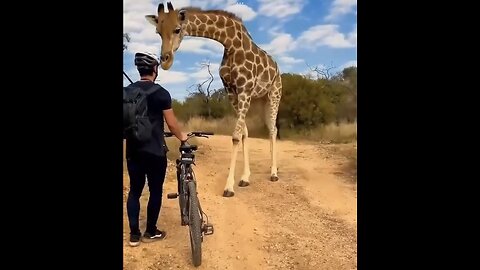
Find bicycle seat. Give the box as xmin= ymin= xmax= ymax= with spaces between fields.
xmin=180 ymin=144 xmax=198 ymax=152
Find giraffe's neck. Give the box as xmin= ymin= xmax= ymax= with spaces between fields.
xmin=183 ymin=11 xmax=252 ymax=53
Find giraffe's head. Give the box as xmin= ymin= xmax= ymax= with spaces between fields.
xmin=145 ymin=2 xmax=187 ymax=70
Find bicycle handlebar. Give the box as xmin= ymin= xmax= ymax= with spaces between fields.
xmin=164 ymin=131 xmax=214 ymax=141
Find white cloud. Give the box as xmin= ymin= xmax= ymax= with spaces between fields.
xmin=257 ymin=0 xmax=306 ymax=19
xmin=124 ymin=0 xmax=160 ymax=56
xmin=259 ymin=33 xmax=296 ymax=55
xmin=124 ymin=12 xmax=151 ymax=33
xmin=127 ymin=0 xmax=238 ymax=11
xmin=297 ymin=24 xmax=356 ymax=49
xmin=258 ymin=23 xmax=356 ymax=57
xmin=156 ymin=69 xmax=190 ymax=85
xmin=279 ymin=56 xmax=304 ymax=64
xmin=267 ymin=26 xmax=283 ymax=36
xmin=167 ymin=0 xmax=191 ymax=9
xmin=188 ymin=0 xmax=236 ymax=9
xmin=325 ymin=0 xmax=357 ymax=21
xmin=185 ymin=61 xmax=226 ymax=93
xmin=126 ymin=41 xmax=161 ymax=55
xmin=177 ymin=38 xmax=224 ymax=55
xmin=124 ymin=0 xmax=155 ymax=13
xmin=190 ymin=62 xmax=221 ymax=80
xmin=123 ymin=66 xmax=190 ymax=85
xmin=299 ymin=67 xmax=320 ymax=79
xmin=299 ymin=61 xmax=357 ymax=79
xmin=339 ymin=60 xmax=357 ymax=69
xmin=224 ymin=4 xmax=257 ymax=21
xmin=348 ymin=24 xmax=357 ymax=45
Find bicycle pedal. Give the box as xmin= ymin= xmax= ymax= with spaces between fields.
xmin=203 ymin=223 xmax=214 ymax=235
xmin=167 ymin=193 xmax=178 ymax=199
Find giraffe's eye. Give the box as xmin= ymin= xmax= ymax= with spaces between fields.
xmin=174 ymin=28 xmax=181 ymax=34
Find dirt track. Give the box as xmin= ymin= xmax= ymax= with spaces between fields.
xmin=123 ymin=135 xmax=357 ymax=269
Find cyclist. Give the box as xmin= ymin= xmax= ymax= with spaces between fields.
xmin=125 ymin=51 xmax=187 ymax=247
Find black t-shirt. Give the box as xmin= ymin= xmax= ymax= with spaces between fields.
xmin=125 ymin=80 xmax=172 ymax=159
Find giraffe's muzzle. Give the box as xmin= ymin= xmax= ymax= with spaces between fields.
xmin=160 ymin=52 xmax=172 ymax=63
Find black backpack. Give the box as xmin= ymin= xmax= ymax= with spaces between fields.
xmin=123 ymin=84 xmax=160 ymax=142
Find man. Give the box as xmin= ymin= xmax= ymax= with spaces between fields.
xmin=124 ymin=51 xmax=187 ymax=247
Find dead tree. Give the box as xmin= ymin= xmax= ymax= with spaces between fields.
xmin=187 ymin=60 xmax=215 ymax=118
xmin=123 ymin=33 xmax=131 ymax=51
xmin=307 ymin=62 xmax=336 ymax=80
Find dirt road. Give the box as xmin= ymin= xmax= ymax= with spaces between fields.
xmin=123 ymin=135 xmax=357 ymax=269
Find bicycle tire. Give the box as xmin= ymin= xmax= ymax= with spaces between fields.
xmin=178 ymin=166 xmax=187 ymax=225
xmin=188 ymin=181 xmax=202 ymax=267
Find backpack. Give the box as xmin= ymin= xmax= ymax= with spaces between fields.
xmin=123 ymin=84 xmax=160 ymax=142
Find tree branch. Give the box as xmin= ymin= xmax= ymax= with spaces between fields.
xmin=306 ymin=61 xmax=336 ymax=80
xmin=123 ymin=33 xmax=131 ymax=51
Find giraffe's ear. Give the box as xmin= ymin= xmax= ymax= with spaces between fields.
xmin=145 ymin=15 xmax=158 ymax=26
xmin=178 ymin=9 xmax=186 ymax=21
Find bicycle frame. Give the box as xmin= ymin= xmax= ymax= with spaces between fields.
xmin=176 ymin=146 xmax=196 ymax=226
xmin=165 ymin=131 xmax=214 ymax=234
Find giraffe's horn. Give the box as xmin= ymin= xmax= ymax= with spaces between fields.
xmin=158 ymin=3 xmax=164 ymax=14
xmin=167 ymin=2 xmax=174 ymax=11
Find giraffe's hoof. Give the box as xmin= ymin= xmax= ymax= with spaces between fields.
xmin=223 ymin=190 xmax=235 ymax=197
xmin=270 ymin=175 xmax=279 ymax=182
xmin=238 ymin=180 xmax=250 ymax=187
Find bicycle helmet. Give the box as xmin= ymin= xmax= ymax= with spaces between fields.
xmin=134 ymin=52 xmax=160 ymax=67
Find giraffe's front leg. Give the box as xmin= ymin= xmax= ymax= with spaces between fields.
xmin=223 ymin=138 xmax=240 ymax=197
xmin=223 ymin=93 xmax=250 ymax=197
xmin=223 ymin=93 xmax=239 ymax=197
xmin=223 ymin=111 xmax=245 ymax=197
xmin=238 ymin=126 xmax=251 ymax=187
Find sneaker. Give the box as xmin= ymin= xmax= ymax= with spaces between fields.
xmin=142 ymin=229 xmax=167 ymax=242
xmin=129 ymin=233 xmax=141 ymax=247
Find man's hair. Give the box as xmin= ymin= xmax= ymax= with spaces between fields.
xmin=138 ymin=67 xmax=156 ymax=77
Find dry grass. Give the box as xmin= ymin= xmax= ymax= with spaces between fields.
xmin=163 ymin=136 xmax=200 ymax=162
xmin=182 ymin=116 xmax=238 ymax=135
xmin=180 ymin=116 xmax=357 ymax=144
xmin=312 ymin=121 xmax=357 ymax=143
xmin=339 ymin=144 xmax=357 ymax=182
xmin=181 ymin=115 xmax=268 ymax=138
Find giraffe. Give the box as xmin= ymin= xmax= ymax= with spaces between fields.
xmin=145 ymin=2 xmax=282 ymax=197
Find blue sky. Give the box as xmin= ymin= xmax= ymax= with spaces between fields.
xmin=123 ymin=0 xmax=357 ymax=101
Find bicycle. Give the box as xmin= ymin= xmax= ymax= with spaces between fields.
xmin=164 ymin=131 xmax=215 ymax=267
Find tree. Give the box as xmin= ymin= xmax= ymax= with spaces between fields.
xmin=188 ymin=60 xmax=215 ymax=118
xmin=123 ymin=33 xmax=131 ymax=51
xmin=306 ymin=62 xmax=336 ymax=80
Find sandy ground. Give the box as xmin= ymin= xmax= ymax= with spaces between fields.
xmin=123 ymin=135 xmax=357 ymax=269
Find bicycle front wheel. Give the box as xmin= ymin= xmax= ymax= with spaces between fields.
xmin=188 ymin=181 xmax=202 ymax=267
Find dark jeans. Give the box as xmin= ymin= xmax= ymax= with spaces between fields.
xmin=126 ymin=152 xmax=167 ymax=235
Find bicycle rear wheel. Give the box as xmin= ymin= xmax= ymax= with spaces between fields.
xmin=188 ymin=181 xmax=202 ymax=267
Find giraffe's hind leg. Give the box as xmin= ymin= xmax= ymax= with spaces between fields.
xmin=264 ymin=91 xmax=281 ymax=182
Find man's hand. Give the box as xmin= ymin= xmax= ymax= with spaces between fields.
xmin=180 ymin=132 xmax=188 ymax=142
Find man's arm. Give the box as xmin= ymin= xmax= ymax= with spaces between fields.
xmin=163 ymin=109 xmax=187 ymax=142
xmin=156 ymin=86 xmax=187 ymax=142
